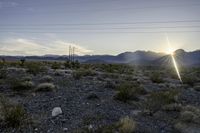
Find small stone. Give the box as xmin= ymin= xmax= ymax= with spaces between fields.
xmin=88 ymin=124 xmax=93 ymax=130
xmin=63 ymin=128 xmax=68 ymax=132
xmin=131 ymin=110 xmax=142 ymax=116
xmin=52 ymin=107 xmax=62 ymax=117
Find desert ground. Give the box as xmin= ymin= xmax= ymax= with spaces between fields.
xmin=0 ymin=60 xmax=200 ymax=133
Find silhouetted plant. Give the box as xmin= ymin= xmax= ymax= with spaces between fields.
xmin=20 ymin=58 xmax=26 ymax=67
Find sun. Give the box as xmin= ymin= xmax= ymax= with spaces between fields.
xmin=166 ymin=47 xmax=175 ymax=55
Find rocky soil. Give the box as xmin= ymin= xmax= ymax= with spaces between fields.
xmin=0 ymin=63 xmax=200 ymax=133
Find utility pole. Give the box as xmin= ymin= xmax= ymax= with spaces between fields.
xmin=68 ymin=45 xmax=76 ymax=62
xmin=69 ymin=45 xmax=71 ymax=62
xmin=73 ymin=47 xmax=75 ymax=62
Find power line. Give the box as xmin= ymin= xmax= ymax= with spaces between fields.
xmin=0 ymin=25 xmax=200 ymax=30
xmin=0 ymin=20 xmax=200 ymax=26
xmin=1 ymin=3 xmax=200 ymax=15
xmin=0 ymin=0 xmax=123 ymax=8
xmin=0 ymin=30 xmax=200 ymax=34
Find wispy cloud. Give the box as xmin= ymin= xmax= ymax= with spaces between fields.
xmin=0 ymin=38 xmax=92 ymax=56
xmin=0 ymin=1 xmax=19 ymax=9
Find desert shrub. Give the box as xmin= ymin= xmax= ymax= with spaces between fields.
xmin=35 ymin=83 xmax=55 ymax=92
xmin=22 ymin=76 xmax=32 ymax=81
xmin=82 ymin=114 xmax=104 ymax=125
xmin=20 ymin=58 xmax=26 ymax=67
xmin=179 ymin=105 xmax=200 ymax=124
xmin=0 ymin=69 xmax=7 ymax=79
xmin=64 ymin=61 xmax=71 ymax=69
xmin=51 ymin=62 xmax=61 ymax=70
xmin=114 ymin=82 xmax=146 ymax=102
xmin=4 ymin=105 xmax=26 ymax=127
xmin=87 ymin=93 xmax=99 ymax=100
xmin=73 ymin=69 xmax=96 ymax=79
xmin=174 ymin=106 xmax=200 ymax=132
xmin=162 ymin=103 xmax=182 ymax=112
xmin=71 ymin=60 xmax=80 ymax=69
xmin=40 ymin=75 xmax=53 ymax=82
xmin=146 ymin=90 xmax=179 ymax=112
xmin=105 ymin=80 xmax=117 ymax=89
xmin=101 ymin=64 xmax=115 ymax=73
xmin=180 ymin=111 xmax=195 ymax=122
xmin=182 ymin=75 xmax=197 ymax=86
xmin=150 ymin=72 xmax=164 ymax=83
xmin=118 ymin=116 xmax=136 ymax=133
xmin=77 ymin=116 xmax=136 ymax=133
xmin=194 ymin=86 xmax=200 ymax=91
xmin=0 ymin=62 xmax=5 ymax=69
xmin=0 ymin=95 xmax=27 ymax=127
xmin=26 ymin=62 xmax=47 ymax=75
xmin=10 ymin=79 xmax=34 ymax=91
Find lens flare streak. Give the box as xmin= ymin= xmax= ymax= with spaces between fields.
xmin=171 ymin=53 xmax=182 ymax=82
xmin=166 ymin=35 xmax=182 ymax=83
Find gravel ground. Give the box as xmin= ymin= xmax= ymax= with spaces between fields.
xmin=0 ymin=66 xmax=200 ymax=133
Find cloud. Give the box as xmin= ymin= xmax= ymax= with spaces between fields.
xmin=0 ymin=38 xmax=92 ymax=56
xmin=0 ymin=1 xmax=19 ymax=9
xmin=54 ymin=41 xmax=93 ymax=55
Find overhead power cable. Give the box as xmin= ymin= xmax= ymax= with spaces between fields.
xmin=1 ymin=3 xmax=200 ymax=15
xmin=0 ymin=20 xmax=200 ymax=27
xmin=0 ymin=30 xmax=200 ymax=34
xmin=0 ymin=25 xmax=200 ymax=30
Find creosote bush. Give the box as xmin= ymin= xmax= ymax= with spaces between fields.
xmin=10 ymin=79 xmax=34 ymax=92
xmin=0 ymin=95 xmax=27 ymax=127
xmin=73 ymin=69 xmax=96 ymax=79
xmin=75 ymin=116 xmax=136 ymax=133
xmin=51 ymin=62 xmax=61 ymax=70
xmin=40 ymin=75 xmax=53 ymax=83
xmin=146 ymin=90 xmax=179 ymax=112
xmin=35 ymin=83 xmax=55 ymax=92
xmin=118 ymin=116 xmax=136 ymax=133
xmin=0 ymin=69 xmax=7 ymax=79
xmin=26 ymin=62 xmax=47 ymax=75
xmin=150 ymin=72 xmax=164 ymax=83
xmin=182 ymin=75 xmax=197 ymax=86
xmin=114 ymin=82 xmax=146 ymax=102
xmin=174 ymin=105 xmax=200 ymax=132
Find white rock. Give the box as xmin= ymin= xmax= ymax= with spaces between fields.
xmin=88 ymin=124 xmax=93 ymax=130
xmin=52 ymin=107 xmax=62 ymax=117
xmin=63 ymin=128 xmax=68 ymax=132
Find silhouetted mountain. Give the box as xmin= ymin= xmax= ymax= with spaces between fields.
xmin=1 ymin=49 xmax=200 ymax=66
xmin=154 ymin=49 xmax=200 ymax=67
xmin=118 ymin=51 xmax=165 ymax=64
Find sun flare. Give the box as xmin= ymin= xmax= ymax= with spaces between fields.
xmin=166 ymin=35 xmax=182 ymax=83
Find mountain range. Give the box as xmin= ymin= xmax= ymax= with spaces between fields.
xmin=0 ymin=49 xmax=200 ymax=66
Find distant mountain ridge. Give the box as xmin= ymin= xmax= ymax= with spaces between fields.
xmin=0 ymin=49 xmax=200 ymax=66
xmin=154 ymin=49 xmax=200 ymax=67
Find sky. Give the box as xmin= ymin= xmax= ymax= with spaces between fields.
xmin=0 ymin=0 xmax=200 ymax=56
